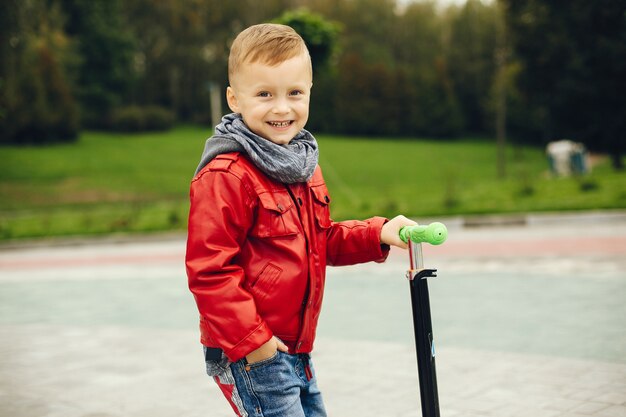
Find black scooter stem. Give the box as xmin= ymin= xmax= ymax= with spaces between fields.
xmin=409 ymin=269 xmax=440 ymax=417
xmin=400 ymin=223 xmax=447 ymax=417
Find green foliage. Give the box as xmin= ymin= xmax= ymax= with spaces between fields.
xmin=0 ymin=0 xmax=80 ymax=145
xmin=332 ymin=0 xmax=399 ymax=65
xmin=445 ymin=0 xmax=499 ymax=133
xmin=274 ymin=8 xmax=341 ymax=72
xmin=109 ymin=106 xmax=175 ymax=132
xmin=60 ymin=0 xmax=136 ymax=127
xmin=418 ymin=59 xmax=465 ymax=137
xmin=4 ymin=44 xmax=80 ymax=144
xmin=333 ymin=53 xmax=463 ymax=137
xmin=299 ymin=0 xmax=468 ymax=138
xmin=335 ymin=54 xmax=398 ymax=135
xmin=142 ymin=106 xmax=176 ymax=131
xmin=121 ymin=0 xmax=229 ymax=121
xmin=503 ymin=0 xmax=626 ymax=167
xmin=4 ymin=0 xmax=625 ymax=159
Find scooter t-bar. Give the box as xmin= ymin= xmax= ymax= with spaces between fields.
xmin=399 ymin=222 xmax=448 ymax=417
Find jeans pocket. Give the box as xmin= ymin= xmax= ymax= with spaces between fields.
xmin=243 ymin=351 xmax=291 ymax=398
xmin=245 ymin=350 xmax=280 ymax=370
xmin=204 ymin=347 xmax=230 ymax=377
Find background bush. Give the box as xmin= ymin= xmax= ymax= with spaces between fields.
xmin=109 ymin=105 xmax=174 ymax=132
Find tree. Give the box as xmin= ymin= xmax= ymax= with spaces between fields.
xmin=503 ymin=0 xmax=626 ymax=169
xmin=273 ymin=8 xmax=341 ymax=72
xmin=418 ymin=57 xmax=465 ymax=138
xmin=60 ymin=0 xmax=135 ymax=127
xmin=3 ymin=0 xmax=511 ymax=139
xmin=445 ymin=0 xmax=498 ymax=134
xmin=0 ymin=0 xmax=79 ymax=144
xmin=398 ymin=2 xmax=464 ymax=137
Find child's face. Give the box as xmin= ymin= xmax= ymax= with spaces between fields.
xmin=226 ymin=53 xmax=312 ymax=145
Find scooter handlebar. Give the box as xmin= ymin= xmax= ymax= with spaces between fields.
xmin=399 ymin=222 xmax=448 ymax=245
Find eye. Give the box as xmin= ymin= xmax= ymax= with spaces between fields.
xmin=289 ymin=90 xmax=304 ymax=96
xmin=257 ymin=91 xmax=271 ymax=98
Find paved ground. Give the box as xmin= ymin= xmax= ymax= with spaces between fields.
xmin=0 ymin=211 xmax=625 ymax=417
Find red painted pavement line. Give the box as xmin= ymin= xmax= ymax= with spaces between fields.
xmin=423 ymin=236 xmax=626 ymax=257
xmin=0 ymin=252 xmax=185 ymax=270
xmin=1 ymin=236 xmax=624 ymax=270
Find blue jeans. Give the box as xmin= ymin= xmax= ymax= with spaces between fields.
xmin=208 ymin=350 xmax=327 ymax=417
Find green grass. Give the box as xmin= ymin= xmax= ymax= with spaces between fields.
xmin=319 ymin=136 xmax=626 ymax=219
xmin=1 ymin=125 xmax=625 ymax=240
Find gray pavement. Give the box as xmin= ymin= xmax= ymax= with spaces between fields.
xmin=0 ymin=212 xmax=625 ymax=417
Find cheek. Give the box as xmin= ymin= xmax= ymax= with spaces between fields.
xmin=249 ymin=103 xmax=271 ymax=115
xmin=295 ymin=100 xmax=310 ymax=113
xmin=301 ymin=106 xmax=310 ymax=121
xmin=240 ymin=105 xmax=265 ymax=121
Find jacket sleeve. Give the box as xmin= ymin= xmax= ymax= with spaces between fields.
xmin=185 ymin=169 xmax=273 ymax=362
xmin=325 ymin=216 xmax=390 ymax=266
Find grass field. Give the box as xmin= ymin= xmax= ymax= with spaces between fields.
xmin=1 ymin=125 xmax=625 ymax=240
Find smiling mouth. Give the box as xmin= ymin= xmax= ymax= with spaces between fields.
xmin=267 ymin=121 xmax=293 ymax=128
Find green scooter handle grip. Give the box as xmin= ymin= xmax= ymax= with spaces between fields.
xmin=399 ymin=222 xmax=448 ymax=245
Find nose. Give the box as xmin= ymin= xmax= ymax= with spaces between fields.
xmin=272 ymin=97 xmax=290 ymax=114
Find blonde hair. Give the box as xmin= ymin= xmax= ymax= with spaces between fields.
xmin=228 ymin=23 xmax=311 ymax=83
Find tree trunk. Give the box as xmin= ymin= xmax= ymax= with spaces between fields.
xmin=210 ymin=82 xmax=222 ymax=128
xmin=495 ymin=1 xmax=507 ymax=179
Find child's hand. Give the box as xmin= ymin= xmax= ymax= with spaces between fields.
xmin=245 ymin=336 xmax=289 ymax=364
xmin=380 ymin=215 xmax=418 ymax=249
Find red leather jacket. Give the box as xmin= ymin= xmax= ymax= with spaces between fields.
xmin=186 ymin=152 xmax=389 ymax=362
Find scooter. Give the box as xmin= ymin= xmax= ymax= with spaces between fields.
xmin=399 ymin=222 xmax=448 ymax=417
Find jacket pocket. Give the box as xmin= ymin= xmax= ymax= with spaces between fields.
xmin=250 ymin=190 xmax=299 ymax=238
xmin=310 ymin=184 xmax=332 ymax=230
xmin=248 ymin=262 xmax=282 ymax=303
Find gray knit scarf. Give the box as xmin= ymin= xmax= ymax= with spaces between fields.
xmin=194 ymin=113 xmax=319 ymax=183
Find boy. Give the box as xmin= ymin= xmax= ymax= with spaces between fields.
xmin=186 ymin=23 xmax=415 ymax=417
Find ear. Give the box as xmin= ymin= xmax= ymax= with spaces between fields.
xmin=226 ymin=86 xmax=239 ymax=113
